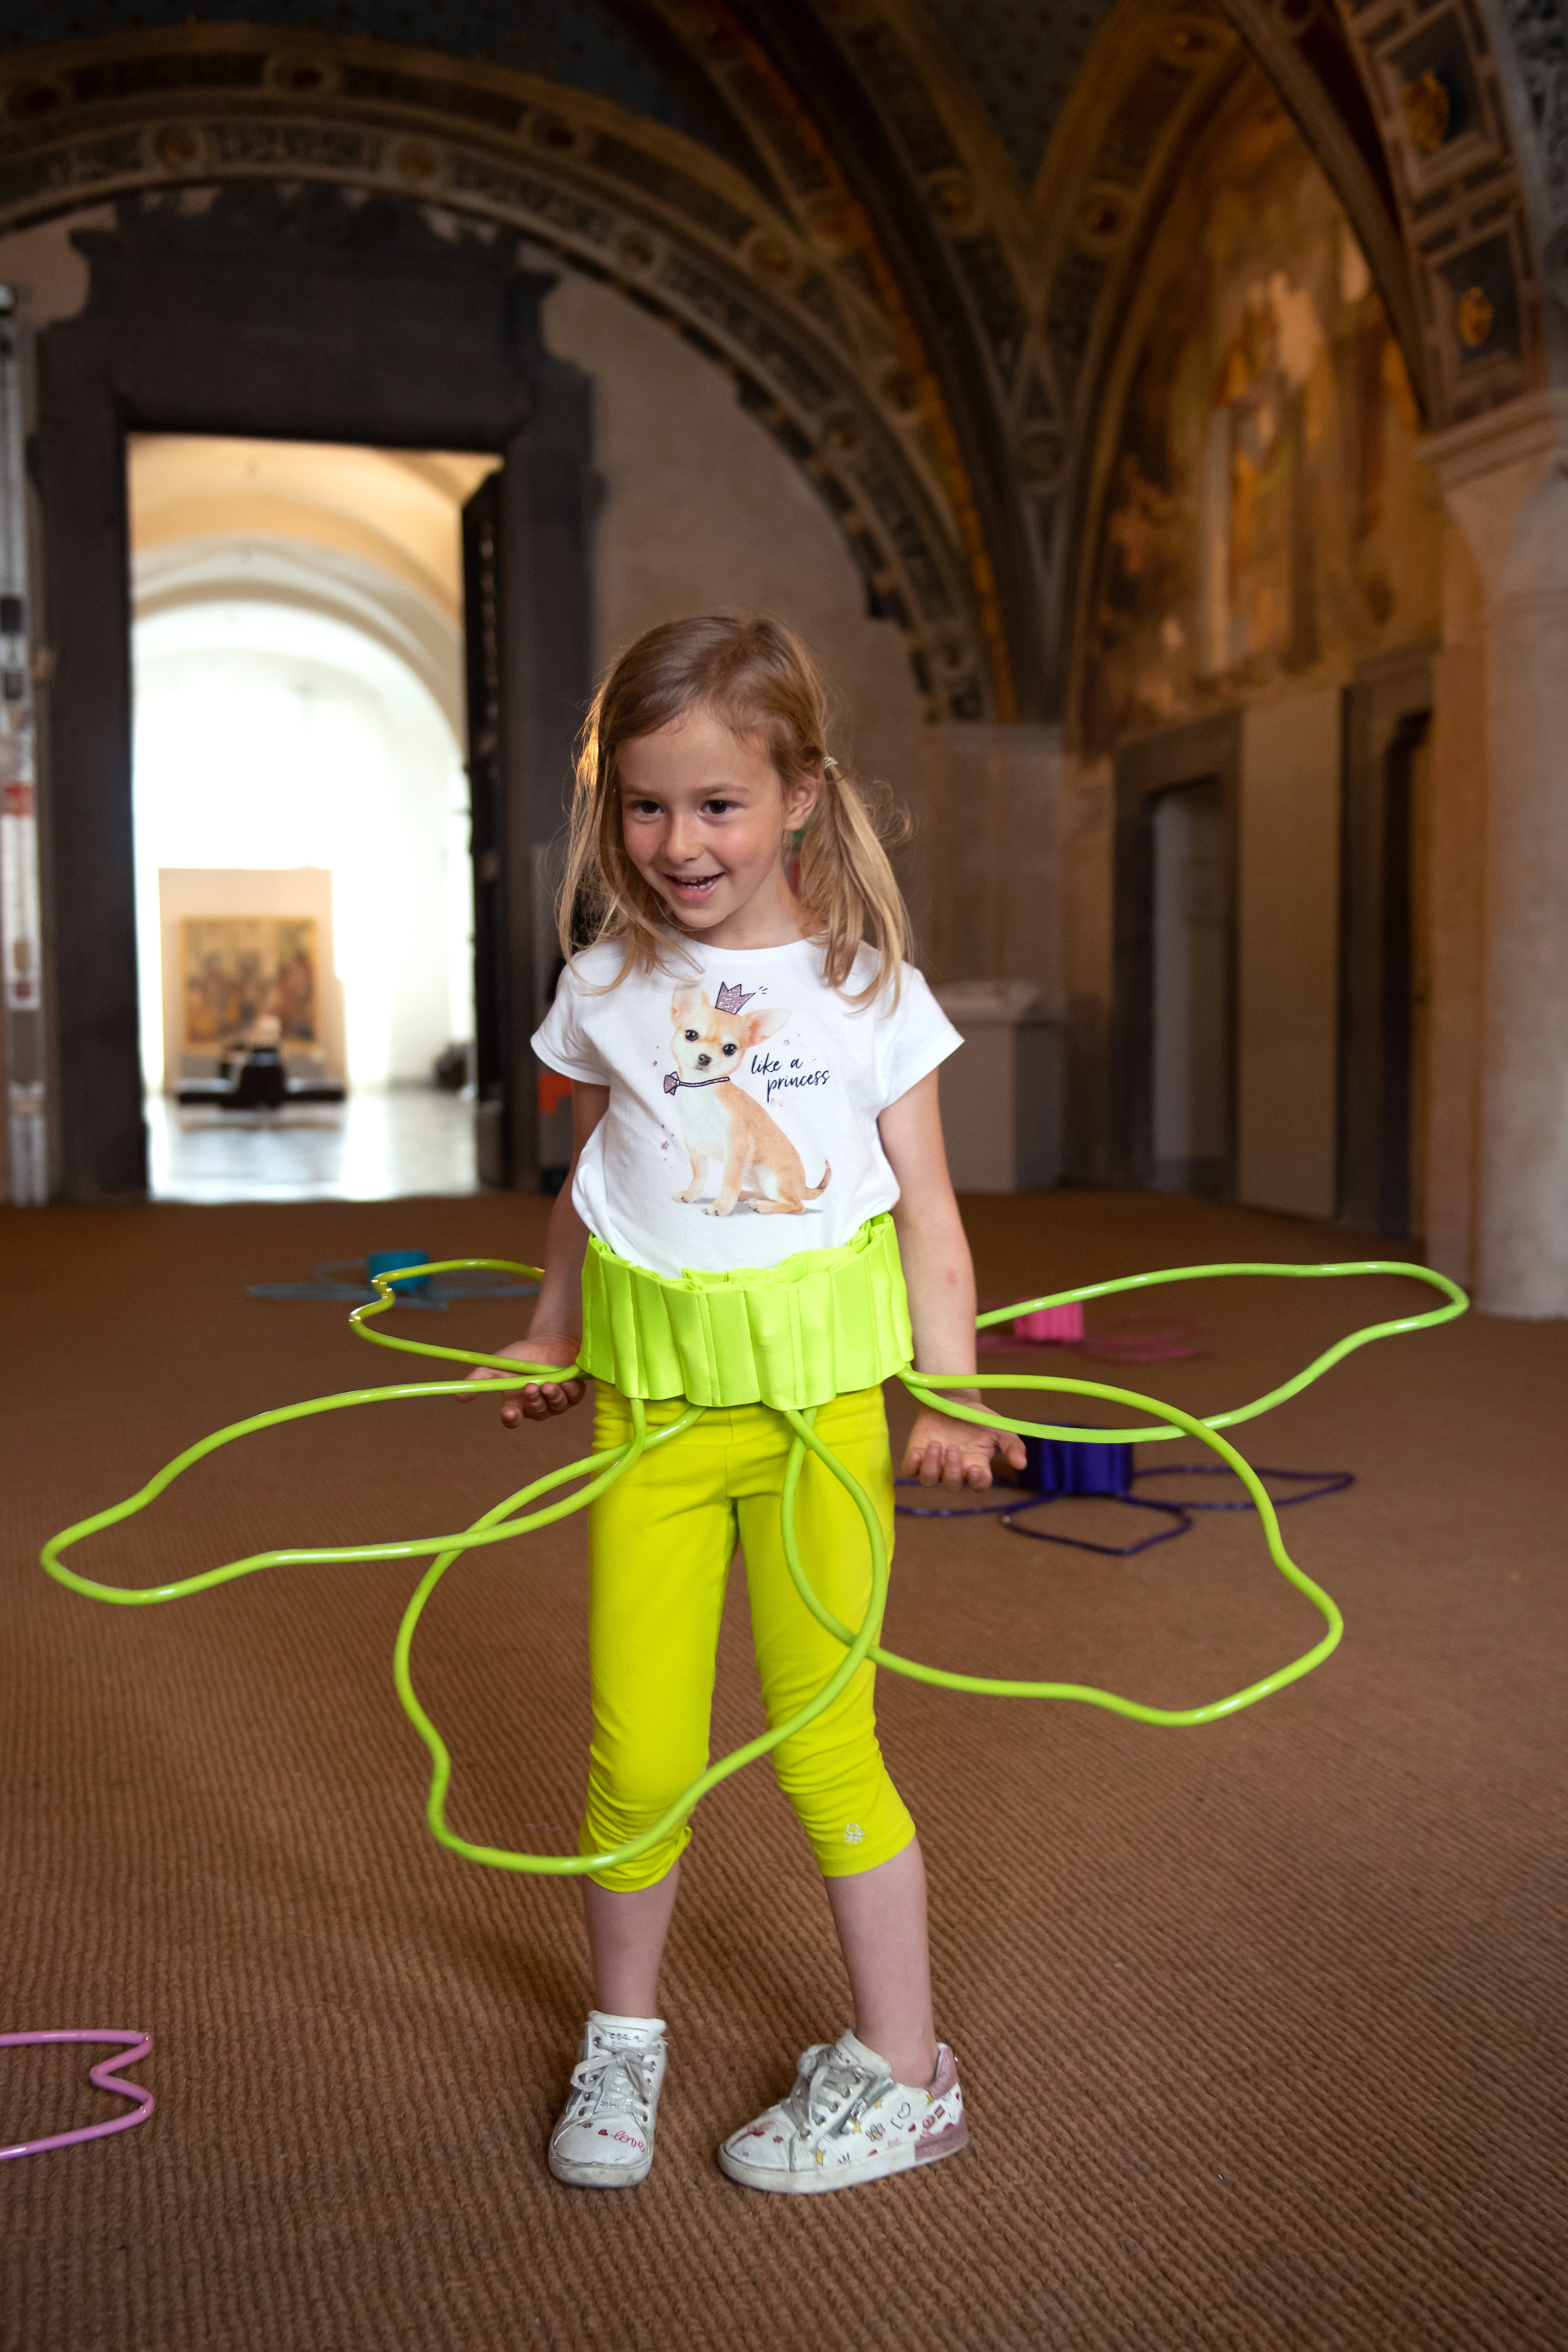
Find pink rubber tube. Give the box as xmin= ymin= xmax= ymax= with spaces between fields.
xmin=0 ymin=2029 xmax=154 ymax=2160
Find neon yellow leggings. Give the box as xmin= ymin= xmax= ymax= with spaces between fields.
xmin=580 ymin=1382 xmax=916 ymax=1891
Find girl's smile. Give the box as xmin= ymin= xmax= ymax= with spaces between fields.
xmin=662 ymin=869 xmax=723 ymax=904
xmin=618 ymin=708 xmax=819 ymax=951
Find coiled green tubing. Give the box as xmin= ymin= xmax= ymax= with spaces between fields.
xmin=41 ymin=1258 xmax=1465 ymax=1880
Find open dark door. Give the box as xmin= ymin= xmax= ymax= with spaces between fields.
xmin=1337 ymin=647 xmax=1434 ymax=1237
xmin=1111 ymin=711 xmax=1240 ymax=1196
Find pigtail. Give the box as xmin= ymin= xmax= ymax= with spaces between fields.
xmin=795 ymin=755 xmax=912 ymax=1007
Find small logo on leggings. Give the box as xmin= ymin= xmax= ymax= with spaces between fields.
xmin=844 ymin=1822 xmax=865 ymax=1845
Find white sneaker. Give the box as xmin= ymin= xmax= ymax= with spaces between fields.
xmin=548 ymin=2011 xmax=668 ymax=2189
xmin=717 ymin=2029 xmax=968 ymax=2195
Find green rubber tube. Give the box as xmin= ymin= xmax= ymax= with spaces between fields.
xmin=39 ymin=1253 xmax=1466 ymax=1874
xmin=911 ymin=1257 xmax=1470 ymax=1445
xmin=781 ymin=1387 xmax=1337 ymax=1723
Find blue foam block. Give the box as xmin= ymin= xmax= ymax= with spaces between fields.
xmin=367 ymin=1248 xmax=431 ymax=1296
xmin=1022 ymin=1430 xmax=1133 ymax=1497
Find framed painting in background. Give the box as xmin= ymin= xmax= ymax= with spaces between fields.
xmin=181 ymin=915 xmax=319 ymax=1054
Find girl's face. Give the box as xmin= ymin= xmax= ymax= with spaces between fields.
xmin=618 ymin=708 xmax=819 ymax=945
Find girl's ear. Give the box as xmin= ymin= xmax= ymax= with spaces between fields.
xmin=782 ymin=769 xmax=822 ymax=833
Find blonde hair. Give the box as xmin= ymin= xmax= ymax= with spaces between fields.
xmin=557 ymin=613 xmax=912 ymax=1005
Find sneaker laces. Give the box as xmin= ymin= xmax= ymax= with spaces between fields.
xmin=569 ymin=2040 xmax=658 ymax=2125
xmin=784 ymin=2041 xmax=880 ymax=2136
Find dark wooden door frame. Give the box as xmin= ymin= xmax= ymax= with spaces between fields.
xmin=462 ymin=472 xmax=511 ymax=1193
xmin=33 ymin=180 xmax=593 ymax=1199
xmin=1111 ymin=710 xmax=1242 ymax=1194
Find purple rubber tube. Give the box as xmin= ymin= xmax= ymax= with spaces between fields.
xmin=0 ymin=2029 xmax=154 ymax=2160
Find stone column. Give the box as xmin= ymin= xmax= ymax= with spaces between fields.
xmin=1423 ymin=389 xmax=1568 ymax=1316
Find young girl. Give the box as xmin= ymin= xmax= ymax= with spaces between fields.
xmin=484 ymin=613 xmax=1023 ymax=2195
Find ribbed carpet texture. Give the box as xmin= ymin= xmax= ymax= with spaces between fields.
xmin=3 ymin=1191 xmax=1563 ymax=2351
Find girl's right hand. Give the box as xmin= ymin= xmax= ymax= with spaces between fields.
xmin=466 ymin=1333 xmax=587 ymax=1427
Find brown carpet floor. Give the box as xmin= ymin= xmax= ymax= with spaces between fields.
xmin=2 ymin=1189 xmax=1563 ymax=2351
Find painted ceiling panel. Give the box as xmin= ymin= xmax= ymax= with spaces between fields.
xmin=919 ymin=0 xmax=1122 ymax=180
xmin=2 ymin=2 xmax=723 ymax=155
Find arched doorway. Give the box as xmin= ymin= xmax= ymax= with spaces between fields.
xmin=35 ymin=181 xmax=592 ymax=1197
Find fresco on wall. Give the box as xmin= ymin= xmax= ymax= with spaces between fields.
xmin=1079 ymin=75 xmax=1442 ymax=752
xmin=181 ymin=917 xmax=318 ymax=1051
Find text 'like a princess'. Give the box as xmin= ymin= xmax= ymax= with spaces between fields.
xmin=749 ymin=1049 xmax=830 ymax=1105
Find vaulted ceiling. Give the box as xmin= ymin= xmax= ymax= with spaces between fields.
xmin=1 ymin=0 xmax=1556 ymax=723
xmin=2 ymin=0 xmax=1126 ymax=182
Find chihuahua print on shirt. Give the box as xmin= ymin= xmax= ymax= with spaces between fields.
xmin=664 ymin=980 xmax=831 ymax=1216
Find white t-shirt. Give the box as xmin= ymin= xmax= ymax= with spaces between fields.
xmin=531 ymin=935 xmax=961 ymax=1279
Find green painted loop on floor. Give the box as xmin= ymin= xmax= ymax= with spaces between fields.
xmin=40 ymin=1255 xmax=1467 ymax=1877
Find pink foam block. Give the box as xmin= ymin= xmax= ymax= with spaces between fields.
xmin=1014 ymin=1302 xmax=1084 ymax=1343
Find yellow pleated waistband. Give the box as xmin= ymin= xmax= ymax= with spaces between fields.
xmin=578 ymin=1215 xmax=913 ymax=1409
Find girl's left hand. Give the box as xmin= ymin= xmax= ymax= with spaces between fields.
xmin=466 ymin=1332 xmax=587 ymax=1425
xmin=901 ymin=1405 xmax=1027 ymax=1491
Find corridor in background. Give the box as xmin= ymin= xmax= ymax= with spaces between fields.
xmin=129 ymin=434 xmax=494 ymax=1201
